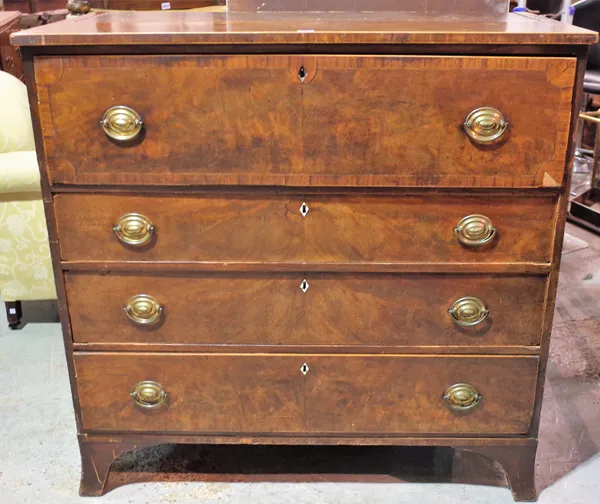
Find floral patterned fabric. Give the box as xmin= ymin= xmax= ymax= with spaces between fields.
xmin=0 ymin=71 xmax=56 ymax=301
xmin=0 ymin=197 xmax=56 ymax=301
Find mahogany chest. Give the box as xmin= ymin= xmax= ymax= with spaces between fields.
xmin=11 ymin=6 xmax=597 ymax=501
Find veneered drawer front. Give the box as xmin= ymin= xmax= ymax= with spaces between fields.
xmin=66 ymin=272 xmax=547 ymax=348
xmin=54 ymin=193 xmax=556 ymax=264
xmin=75 ymin=353 xmax=539 ymax=435
xmin=36 ymin=55 xmax=574 ymax=188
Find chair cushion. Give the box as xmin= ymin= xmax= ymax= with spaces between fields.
xmin=0 ymin=71 xmax=36 ymax=154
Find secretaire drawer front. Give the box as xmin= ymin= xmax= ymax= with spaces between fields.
xmin=66 ymin=273 xmax=547 ymax=347
xmin=75 ymin=353 xmax=538 ymax=435
xmin=75 ymin=353 xmax=539 ymax=435
xmin=36 ymin=55 xmax=574 ymax=187
xmin=54 ymin=193 xmax=556 ymax=263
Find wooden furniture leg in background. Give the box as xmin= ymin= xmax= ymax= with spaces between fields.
xmin=5 ymin=300 xmax=22 ymax=329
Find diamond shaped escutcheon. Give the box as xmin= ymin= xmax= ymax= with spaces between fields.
xmin=300 ymin=279 xmax=309 ymax=293
xmin=300 ymin=202 xmax=309 ymax=217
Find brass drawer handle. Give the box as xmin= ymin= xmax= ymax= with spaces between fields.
xmin=464 ymin=107 xmax=508 ymax=144
xmin=449 ymin=297 xmax=489 ymax=327
xmin=454 ymin=214 xmax=497 ymax=247
xmin=101 ymin=105 xmax=143 ymax=142
xmin=130 ymin=381 xmax=167 ymax=409
xmin=113 ymin=213 xmax=155 ymax=246
xmin=443 ymin=383 xmax=481 ymax=411
xmin=124 ymin=294 xmax=163 ymax=325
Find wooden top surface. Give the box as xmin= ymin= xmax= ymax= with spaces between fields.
xmin=11 ymin=10 xmax=598 ymax=46
xmin=0 ymin=11 xmax=21 ymax=30
xmin=228 ymin=0 xmax=508 ymax=15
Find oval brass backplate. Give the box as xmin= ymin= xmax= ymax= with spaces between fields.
xmin=454 ymin=214 xmax=497 ymax=247
xmin=124 ymin=294 xmax=163 ymax=325
xmin=463 ymin=107 xmax=508 ymax=145
xmin=101 ymin=105 xmax=143 ymax=142
xmin=113 ymin=213 xmax=155 ymax=246
xmin=443 ymin=383 xmax=481 ymax=411
xmin=449 ymin=297 xmax=489 ymax=327
xmin=130 ymin=380 xmax=167 ymax=409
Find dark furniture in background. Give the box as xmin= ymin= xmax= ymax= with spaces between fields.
xmin=5 ymin=0 xmax=221 ymax=12
xmin=86 ymin=0 xmax=222 ymax=8
xmin=3 ymin=1 xmax=64 ymax=12
xmin=0 ymin=11 xmax=22 ymax=78
xmin=569 ymin=0 xmax=600 ymax=231
xmin=519 ymin=0 xmax=563 ymax=12
xmin=574 ymin=0 xmax=600 ymax=71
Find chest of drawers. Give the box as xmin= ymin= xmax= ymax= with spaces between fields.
xmin=12 ymin=8 xmax=597 ymax=502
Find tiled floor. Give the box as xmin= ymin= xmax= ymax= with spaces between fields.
xmin=0 ymin=223 xmax=599 ymax=504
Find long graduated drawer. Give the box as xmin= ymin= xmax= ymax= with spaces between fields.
xmin=66 ymin=272 xmax=548 ymax=348
xmin=35 ymin=54 xmax=575 ymax=188
xmin=54 ymin=193 xmax=556 ymax=264
xmin=74 ymin=353 xmax=539 ymax=435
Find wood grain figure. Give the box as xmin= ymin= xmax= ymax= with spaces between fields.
xmin=13 ymin=6 xmax=597 ymax=502
xmin=65 ymin=272 xmax=548 ymax=348
xmin=74 ymin=353 xmax=539 ymax=435
xmin=34 ymin=55 xmax=575 ymax=188
xmin=54 ymin=193 xmax=557 ymax=263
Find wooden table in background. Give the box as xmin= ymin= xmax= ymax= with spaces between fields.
xmin=0 ymin=11 xmax=22 ymax=79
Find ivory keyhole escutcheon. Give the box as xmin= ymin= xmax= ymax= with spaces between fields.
xmin=300 ymin=279 xmax=309 ymax=293
xmin=300 ymin=202 xmax=310 ymax=217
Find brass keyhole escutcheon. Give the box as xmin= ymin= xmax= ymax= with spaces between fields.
xmin=130 ymin=381 xmax=168 ymax=409
xmin=124 ymin=294 xmax=163 ymax=325
xmin=113 ymin=213 xmax=155 ymax=246
xmin=101 ymin=105 xmax=144 ymax=142
xmin=443 ymin=383 xmax=481 ymax=411
xmin=449 ymin=297 xmax=489 ymax=327
xmin=463 ymin=107 xmax=508 ymax=145
xmin=454 ymin=214 xmax=497 ymax=247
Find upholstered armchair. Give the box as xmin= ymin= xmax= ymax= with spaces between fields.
xmin=0 ymin=70 xmax=56 ymax=328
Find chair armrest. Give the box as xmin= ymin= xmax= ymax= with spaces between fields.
xmin=0 ymin=71 xmax=36 ymax=154
xmin=0 ymin=152 xmax=42 ymax=195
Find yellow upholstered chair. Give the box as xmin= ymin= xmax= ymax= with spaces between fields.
xmin=0 ymin=70 xmax=56 ymax=329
